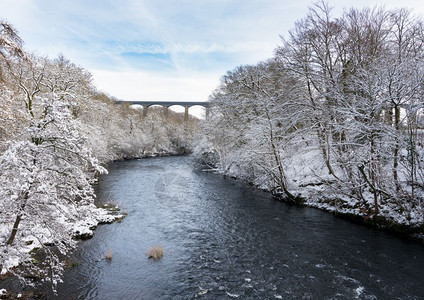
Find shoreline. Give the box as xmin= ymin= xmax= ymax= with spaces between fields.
xmin=273 ymin=192 xmax=424 ymax=243
xmin=204 ymin=165 xmax=424 ymax=243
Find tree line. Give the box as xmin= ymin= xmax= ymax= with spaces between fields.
xmin=197 ymin=2 xmax=424 ymax=226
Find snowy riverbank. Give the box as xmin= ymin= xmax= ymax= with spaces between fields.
xmin=199 ymin=145 xmax=424 ymax=241
xmin=0 ymin=204 xmax=125 ymax=277
xmin=288 ymin=191 xmax=424 ymax=241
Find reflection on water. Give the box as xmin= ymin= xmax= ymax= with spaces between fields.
xmin=46 ymin=156 xmax=424 ymax=299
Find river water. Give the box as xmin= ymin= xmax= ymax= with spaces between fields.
xmin=50 ymin=155 xmax=423 ymax=299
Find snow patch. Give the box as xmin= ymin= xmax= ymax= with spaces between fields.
xmin=0 ymin=205 xmax=124 ymax=274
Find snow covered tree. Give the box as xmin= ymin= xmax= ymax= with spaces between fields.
xmin=0 ymin=94 xmax=106 ymax=289
xmin=0 ymin=21 xmax=27 ymax=152
xmin=200 ymin=3 xmax=424 ymax=223
xmin=276 ymin=1 xmax=346 ymax=179
xmin=200 ymin=60 xmax=307 ymax=200
xmin=0 ymin=20 xmax=24 ymax=82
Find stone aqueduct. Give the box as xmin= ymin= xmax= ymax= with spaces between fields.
xmin=115 ymin=100 xmax=210 ymax=121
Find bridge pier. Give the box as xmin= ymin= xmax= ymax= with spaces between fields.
xmin=163 ymin=105 xmax=168 ymax=119
xmin=143 ymin=104 xmax=148 ymax=117
xmin=184 ymin=105 xmax=189 ymax=122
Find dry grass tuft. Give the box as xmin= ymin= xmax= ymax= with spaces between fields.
xmin=147 ymin=246 xmax=163 ymax=261
xmin=106 ymin=249 xmax=112 ymax=260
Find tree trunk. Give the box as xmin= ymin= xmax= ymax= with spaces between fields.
xmin=6 ymin=214 xmax=22 ymax=246
xmin=393 ymin=105 xmax=400 ymax=190
xmin=370 ymin=136 xmax=379 ymax=214
xmin=6 ymin=193 xmax=28 ymax=246
xmin=407 ymin=112 xmax=417 ymax=199
xmin=266 ymin=110 xmax=295 ymax=200
xmin=317 ymin=129 xmax=338 ymax=178
xmin=305 ymin=77 xmax=338 ymax=179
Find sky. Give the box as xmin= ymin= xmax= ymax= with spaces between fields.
xmin=2 ymin=0 xmax=424 ymax=105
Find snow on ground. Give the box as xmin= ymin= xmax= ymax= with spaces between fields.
xmin=276 ymin=140 xmax=424 ymax=228
xmin=217 ymin=138 xmax=424 ymax=231
xmin=0 ymin=205 xmax=125 ymax=276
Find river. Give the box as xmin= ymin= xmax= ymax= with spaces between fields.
xmin=48 ymin=155 xmax=424 ymax=299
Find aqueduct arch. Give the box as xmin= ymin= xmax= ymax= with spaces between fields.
xmin=116 ymin=101 xmax=209 ymax=120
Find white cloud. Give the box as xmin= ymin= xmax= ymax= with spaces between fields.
xmin=91 ymin=69 xmax=221 ymax=102
xmin=3 ymin=0 xmax=424 ymax=101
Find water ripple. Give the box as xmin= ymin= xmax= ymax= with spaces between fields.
xmin=41 ymin=156 xmax=424 ymax=299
